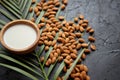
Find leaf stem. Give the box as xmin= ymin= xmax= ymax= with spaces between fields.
xmin=36 ymin=55 xmax=48 ymax=80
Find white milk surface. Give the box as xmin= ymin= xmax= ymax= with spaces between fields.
xmin=3 ymin=24 xmax=37 ymax=50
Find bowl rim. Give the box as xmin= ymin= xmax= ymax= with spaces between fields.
xmin=0 ymin=19 xmax=40 ymax=54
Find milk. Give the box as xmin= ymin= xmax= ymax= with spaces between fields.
xmin=3 ymin=24 xmax=37 ymax=50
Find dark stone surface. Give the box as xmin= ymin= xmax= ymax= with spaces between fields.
xmin=0 ymin=0 xmax=120 ymax=80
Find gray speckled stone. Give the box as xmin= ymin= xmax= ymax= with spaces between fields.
xmin=0 ymin=0 xmax=120 ymax=80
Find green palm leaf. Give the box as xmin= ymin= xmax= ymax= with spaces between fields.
xmin=0 ymin=63 xmax=38 ymax=80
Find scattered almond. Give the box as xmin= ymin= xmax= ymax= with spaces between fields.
xmin=90 ymin=44 xmax=96 ymax=51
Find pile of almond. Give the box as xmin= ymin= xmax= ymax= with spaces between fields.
xmin=29 ymin=0 xmax=96 ymax=80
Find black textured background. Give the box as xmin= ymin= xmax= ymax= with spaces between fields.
xmin=0 ymin=0 xmax=120 ymax=80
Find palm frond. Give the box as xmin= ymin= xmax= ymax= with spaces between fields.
xmin=23 ymin=0 xmax=32 ymax=19
xmin=0 ymin=8 xmax=16 ymax=20
xmin=0 ymin=20 xmax=6 ymax=25
xmin=53 ymin=61 xmax=65 ymax=80
xmin=2 ymin=0 xmax=22 ymax=16
xmin=8 ymin=0 xmax=20 ymax=9
xmin=0 ymin=53 xmax=44 ymax=78
xmin=0 ymin=63 xmax=39 ymax=80
xmin=0 ymin=0 xmax=22 ymax=19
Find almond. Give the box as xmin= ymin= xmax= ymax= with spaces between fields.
xmin=86 ymin=26 xmax=92 ymax=32
xmin=43 ymin=6 xmax=48 ymax=11
xmin=45 ymin=46 xmax=49 ymax=51
xmin=51 ymin=56 xmax=56 ymax=64
xmin=89 ymin=28 xmax=94 ymax=34
xmin=70 ymin=53 xmax=77 ymax=59
xmin=81 ymin=71 xmax=87 ymax=79
xmin=86 ymin=76 xmax=90 ymax=80
xmin=75 ymin=67 xmax=80 ymax=72
xmin=79 ymin=64 xmax=84 ymax=71
xmin=54 ymin=52 xmax=58 ymax=58
xmin=64 ymin=50 xmax=70 ymax=54
xmin=32 ymin=0 xmax=36 ymax=4
xmin=90 ymin=44 xmax=96 ymax=51
xmin=40 ymin=23 xmax=45 ymax=27
xmin=50 ymin=53 xmax=54 ymax=59
xmin=83 ymin=65 xmax=88 ymax=72
xmin=34 ymin=7 xmax=38 ymax=13
xmin=36 ymin=12 xmax=40 ymax=17
xmin=66 ymin=55 xmax=71 ymax=60
xmin=52 ymin=40 xmax=56 ymax=46
xmin=29 ymin=7 xmax=33 ymax=12
xmin=76 ymin=43 xmax=81 ymax=50
xmin=38 ymin=41 xmax=43 ymax=45
xmin=63 ymin=0 xmax=68 ymax=5
xmin=58 ymin=16 xmax=64 ymax=21
xmin=75 ymin=33 xmax=82 ymax=38
xmin=74 ymin=17 xmax=78 ymax=22
xmin=47 ymin=58 xmax=52 ymax=65
xmin=65 ymin=38 xmax=69 ymax=43
xmin=84 ymin=49 xmax=91 ymax=53
xmin=55 ymin=2 xmax=60 ymax=7
xmin=81 ymin=43 xmax=88 ymax=48
xmin=79 ymin=15 xmax=84 ymax=20
xmin=61 ymin=4 xmax=66 ymax=10
xmin=88 ymin=36 xmax=95 ymax=42
xmin=81 ymin=53 xmax=86 ymax=59
xmin=62 ymin=33 xmax=66 ymax=38
xmin=40 ymin=56 xmax=44 ymax=62
xmin=30 ymin=17 xmax=35 ymax=22
xmin=79 ymin=38 xmax=85 ymax=43
xmin=80 ymin=26 xmax=84 ymax=32
xmin=64 ymin=59 xmax=70 ymax=65
xmin=63 ymin=66 xmax=67 ymax=72
xmin=56 ymin=48 xmax=61 ymax=55
xmin=52 ymin=7 xmax=59 ymax=11
xmin=61 ymin=53 xmax=68 ymax=57
xmin=79 ymin=20 xmax=83 ymax=25
xmin=81 ymin=23 xmax=88 ymax=28
xmin=58 ymin=56 xmax=63 ymax=62
xmin=48 ymin=35 xmax=54 ymax=40
xmin=56 ymin=77 xmax=61 ymax=80
xmin=74 ymin=77 xmax=80 ymax=80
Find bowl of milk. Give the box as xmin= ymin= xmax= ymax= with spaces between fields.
xmin=0 ymin=20 xmax=40 ymax=54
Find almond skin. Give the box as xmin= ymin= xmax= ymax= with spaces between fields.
xmin=80 ymin=26 xmax=85 ymax=32
xmin=74 ymin=17 xmax=78 ymax=22
xmin=89 ymin=28 xmax=94 ymax=34
xmin=76 ymin=43 xmax=81 ymax=50
xmin=86 ymin=26 xmax=92 ymax=32
xmin=32 ymin=0 xmax=36 ymax=4
xmin=58 ymin=16 xmax=64 ymax=21
xmin=84 ymin=49 xmax=91 ymax=53
xmin=86 ymin=75 xmax=90 ymax=80
xmin=70 ymin=53 xmax=77 ymax=59
xmin=79 ymin=15 xmax=84 ymax=20
xmin=51 ymin=57 xmax=56 ymax=64
xmin=61 ymin=4 xmax=66 ymax=10
xmin=81 ymin=53 xmax=86 ymax=59
xmin=29 ymin=7 xmax=33 ymax=12
xmin=83 ymin=65 xmax=88 ymax=72
xmin=81 ymin=43 xmax=88 ymax=48
xmin=34 ymin=7 xmax=38 ymax=13
xmin=58 ymin=56 xmax=63 ymax=62
xmin=40 ymin=56 xmax=44 ymax=62
xmin=64 ymin=59 xmax=70 ymax=65
xmin=88 ymin=36 xmax=95 ymax=42
xmin=79 ymin=38 xmax=85 ymax=43
xmin=90 ymin=44 xmax=96 ymax=51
